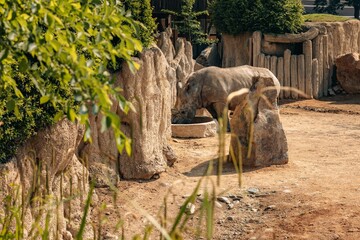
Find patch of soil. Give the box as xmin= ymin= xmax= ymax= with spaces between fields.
xmin=95 ymin=94 xmax=360 ymax=239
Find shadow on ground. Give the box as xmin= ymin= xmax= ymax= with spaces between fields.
xmin=183 ymin=156 xmax=262 ymax=177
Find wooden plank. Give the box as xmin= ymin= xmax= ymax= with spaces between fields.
xmin=291 ymin=55 xmax=298 ymax=99
xmin=284 ymin=49 xmax=291 ymax=99
xmin=277 ymin=57 xmax=284 ymax=99
xmin=297 ymin=55 xmax=305 ymax=98
xmin=303 ymin=40 xmax=313 ymax=98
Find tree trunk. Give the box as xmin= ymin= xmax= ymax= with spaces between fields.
xmin=354 ymin=4 xmax=360 ymax=19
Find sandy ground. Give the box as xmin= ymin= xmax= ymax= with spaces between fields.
xmin=95 ymin=94 xmax=360 ymax=240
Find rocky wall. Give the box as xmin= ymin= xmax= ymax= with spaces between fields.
xmin=0 ymin=119 xmax=93 ymax=239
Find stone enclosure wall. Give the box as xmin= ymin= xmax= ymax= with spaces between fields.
xmin=221 ymin=20 xmax=360 ymax=99
xmin=79 ymin=29 xmax=194 ymax=182
xmin=0 ymin=29 xmax=194 ymax=238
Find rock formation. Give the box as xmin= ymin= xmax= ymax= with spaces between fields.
xmin=0 ymin=119 xmax=93 ymax=239
xmin=335 ymin=53 xmax=360 ymax=94
xmin=157 ymin=28 xmax=194 ymax=107
xmin=78 ymin=29 xmax=195 ymax=182
xmin=229 ymin=76 xmax=288 ymax=167
xmin=195 ymin=43 xmax=221 ymax=67
xmin=116 ymin=46 xmax=176 ymax=179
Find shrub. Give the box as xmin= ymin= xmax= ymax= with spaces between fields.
xmin=259 ymin=0 xmax=304 ymax=34
xmin=122 ymin=0 xmax=157 ymax=47
xmin=210 ymin=0 xmax=304 ymax=34
xmin=0 ymin=0 xmax=143 ymax=162
xmin=163 ymin=0 xmax=211 ymax=45
xmin=0 ymin=65 xmax=75 ymax=163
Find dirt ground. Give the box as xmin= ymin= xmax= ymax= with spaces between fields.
xmin=95 ymin=94 xmax=360 ymax=240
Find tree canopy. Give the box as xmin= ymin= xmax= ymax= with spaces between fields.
xmin=0 ymin=0 xmax=144 ymax=162
xmin=209 ymin=0 xmax=304 ymax=35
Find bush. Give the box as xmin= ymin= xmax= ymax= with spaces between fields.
xmin=163 ymin=0 xmax=211 ymax=45
xmin=210 ymin=0 xmax=304 ymax=34
xmin=0 ymin=1 xmax=143 ymax=162
xmin=0 ymin=66 xmax=75 ymax=163
xmin=122 ymin=0 xmax=157 ymax=47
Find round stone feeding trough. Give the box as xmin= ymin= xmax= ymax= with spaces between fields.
xmin=171 ymin=116 xmax=218 ymax=138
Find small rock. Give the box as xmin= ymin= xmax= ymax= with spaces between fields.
xmin=103 ymin=233 xmax=119 ymax=240
xmin=215 ymin=201 xmax=223 ymax=208
xmin=247 ymin=187 xmax=260 ymax=195
xmin=217 ymin=196 xmax=231 ymax=204
xmin=173 ymin=139 xmax=181 ymax=143
xmin=152 ymin=174 xmax=160 ymax=180
xmin=217 ymin=219 xmax=224 ymax=224
xmin=227 ymin=216 xmax=235 ymax=221
xmin=182 ymin=194 xmax=191 ymax=199
xmin=251 ymin=208 xmax=258 ymax=212
xmin=283 ymin=189 xmax=292 ymax=193
xmin=264 ymin=205 xmax=276 ymax=211
xmin=228 ymin=203 xmax=234 ymax=209
xmin=185 ymin=203 xmax=196 ymax=215
xmin=232 ymin=197 xmax=242 ymax=201
xmin=228 ymin=194 xmax=236 ymax=199
xmin=233 ymin=200 xmax=240 ymax=205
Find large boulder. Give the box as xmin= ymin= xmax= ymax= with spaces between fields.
xmin=80 ymin=45 xmax=177 ymax=181
xmin=157 ymin=28 xmax=194 ymax=107
xmin=229 ymin=76 xmax=288 ymax=167
xmin=0 ymin=119 xmax=93 ymax=239
xmin=116 ymin=46 xmax=176 ymax=179
xmin=335 ymin=53 xmax=360 ymax=94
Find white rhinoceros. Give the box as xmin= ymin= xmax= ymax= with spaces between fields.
xmin=172 ymin=65 xmax=280 ymax=124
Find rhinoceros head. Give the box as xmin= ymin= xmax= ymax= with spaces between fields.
xmin=171 ymin=74 xmax=202 ymax=124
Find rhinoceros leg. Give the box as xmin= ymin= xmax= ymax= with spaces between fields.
xmin=209 ymin=102 xmax=231 ymax=132
xmin=206 ymin=105 xmax=218 ymax=119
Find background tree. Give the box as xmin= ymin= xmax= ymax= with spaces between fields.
xmin=210 ymin=0 xmax=304 ymax=35
xmin=162 ymin=0 xmax=210 ymax=45
xmin=122 ymin=0 xmax=157 ymax=47
xmin=0 ymin=0 xmax=143 ymax=162
xmin=314 ymin=0 xmax=360 ymax=18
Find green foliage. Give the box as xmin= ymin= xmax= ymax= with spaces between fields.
xmin=0 ymin=65 xmax=75 ymax=163
xmin=122 ymin=0 xmax=157 ymax=47
xmin=0 ymin=0 xmax=143 ymax=162
xmin=304 ymin=13 xmax=351 ymax=22
xmin=163 ymin=0 xmax=211 ymax=45
xmin=210 ymin=0 xmax=304 ymax=34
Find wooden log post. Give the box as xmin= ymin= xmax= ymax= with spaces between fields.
xmin=323 ymin=35 xmax=329 ymax=96
xmin=252 ymin=31 xmax=262 ymax=67
xmin=312 ymin=59 xmax=319 ymax=99
xmin=284 ymin=49 xmax=291 ymax=99
xmin=327 ymin=32 xmax=334 ymax=92
xmin=258 ymin=53 xmax=265 ymax=68
xmin=248 ymin=37 xmax=253 ymax=67
xmin=303 ymin=40 xmax=313 ymax=98
xmin=277 ymin=57 xmax=284 ymax=99
xmin=313 ymin=35 xmax=323 ymax=98
xmin=297 ymin=55 xmax=305 ymax=98
xmin=265 ymin=55 xmax=271 ymax=69
xmin=270 ymin=56 xmax=277 ymax=76
xmin=291 ymin=55 xmax=298 ymax=99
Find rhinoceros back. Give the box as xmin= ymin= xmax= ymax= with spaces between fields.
xmin=197 ymin=65 xmax=279 ymax=109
